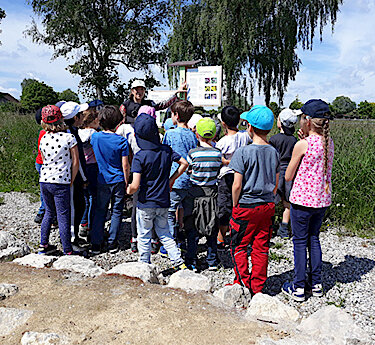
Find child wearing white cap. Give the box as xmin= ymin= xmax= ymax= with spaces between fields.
xmin=269 ymin=108 xmax=299 ymax=238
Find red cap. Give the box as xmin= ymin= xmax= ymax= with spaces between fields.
xmin=41 ymin=105 xmax=63 ymax=124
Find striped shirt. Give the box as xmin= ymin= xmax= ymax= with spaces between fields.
xmin=187 ymin=146 xmax=222 ymax=186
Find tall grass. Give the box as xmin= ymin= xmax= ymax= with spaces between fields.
xmin=0 ymin=112 xmax=40 ymax=194
xmin=0 ymin=113 xmax=374 ymax=236
xmin=328 ymin=120 xmax=375 ymax=236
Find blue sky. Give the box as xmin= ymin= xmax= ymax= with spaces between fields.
xmin=0 ymin=0 xmax=375 ymax=107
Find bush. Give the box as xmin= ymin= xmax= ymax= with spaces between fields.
xmin=58 ymin=89 xmax=80 ymax=103
xmin=20 ymin=80 xmax=58 ymax=112
xmin=331 ymin=96 xmax=356 ymax=116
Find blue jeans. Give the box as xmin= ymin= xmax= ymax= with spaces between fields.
xmin=40 ymin=183 xmax=72 ymax=253
xmin=168 ymin=188 xmax=189 ymax=238
xmin=80 ymin=163 xmax=98 ymax=229
xmin=35 ymin=163 xmax=45 ymax=214
xmin=291 ymin=204 xmax=328 ymax=289
xmin=137 ymin=207 xmax=183 ymax=265
xmin=91 ymin=182 xmax=125 ymax=246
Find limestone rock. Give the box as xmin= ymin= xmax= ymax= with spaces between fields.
xmin=0 ymin=307 xmax=33 ymax=336
xmin=297 ymin=305 xmax=371 ymax=344
xmin=0 ymin=231 xmax=14 ymax=250
xmin=213 ymin=283 xmax=251 ymax=308
xmin=168 ymin=270 xmax=212 ymax=293
xmin=246 ymin=293 xmax=300 ymax=323
xmin=14 ymin=253 xmax=57 ymax=269
xmin=107 ymin=262 xmax=159 ymax=284
xmin=0 ymin=245 xmax=30 ymax=262
xmin=53 ymin=256 xmax=104 ymax=277
xmin=0 ymin=283 xmax=18 ymax=299
xmin=21 ymin=331 xmax=69 ymax=345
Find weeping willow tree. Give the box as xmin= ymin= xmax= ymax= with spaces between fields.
xmin=167 ymin=0 xmax=343 ymax=106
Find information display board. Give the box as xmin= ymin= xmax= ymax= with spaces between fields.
xmin=186 ymin=66 xmax=222 ymax=107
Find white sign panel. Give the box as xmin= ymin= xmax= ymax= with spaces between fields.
xmin=186 ymin=66 xmax=222 ymax=107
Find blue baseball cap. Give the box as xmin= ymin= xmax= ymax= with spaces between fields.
xmin=88 ymin=99 xmax=104 ymax=108
xmin=134 ymin=113 xmax=161 ymax=150
xmin=301 ymin=99 xmax=332 ymax=119
xmin=240 ymin=105 xmax=274 ymax=130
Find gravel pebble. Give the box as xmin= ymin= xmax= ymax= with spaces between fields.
xmin=1 ymin=191 xmax=374 ymax=339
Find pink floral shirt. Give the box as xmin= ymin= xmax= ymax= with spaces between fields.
xmin=290 ymin=135 xmax=334 ymax=208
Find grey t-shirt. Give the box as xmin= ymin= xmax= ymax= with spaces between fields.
xmin=229 ymin=144 xmax=280 ymax=204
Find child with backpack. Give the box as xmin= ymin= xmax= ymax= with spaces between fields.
xmin=282 ymin=99 xmax=334 ymax=302
xmin=184 ymin=118 xmax=222 ymax=271
xmin=38 ymin=105 xmax=79 ymax=255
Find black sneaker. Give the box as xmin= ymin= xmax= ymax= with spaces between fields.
xmin=151 ymin=240 xmax=160 ymax=254
xmin=131 ymin=238 xmax=138 ymax=253
xmin=38 ymin=244 xmax=57 ymax=255
xmin=34 ymin=213 xmax=44 ymax=224
xmin=90 ymin=244 xmax=101 ymax=256
xmin=108 ymin=242 xmax=119 ymax=254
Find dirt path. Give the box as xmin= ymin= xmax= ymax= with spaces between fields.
xmin=0 ymin=263 xmax=283 ymax=345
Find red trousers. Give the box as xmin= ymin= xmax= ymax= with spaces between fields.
xmin=229 ymin=203 xmax=275 ymax=294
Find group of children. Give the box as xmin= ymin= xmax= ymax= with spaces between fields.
xmin=34 ymin=82 xmax=334 ymax=301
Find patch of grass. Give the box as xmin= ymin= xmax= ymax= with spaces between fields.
xmin=269 ymin=250 xmax=290 ymax=263
xmin=273 ymin=242 xmax=284 ymax=249
xmin=0 ymin=112 xmax=40 ymax=194
xmin=0 ymin=196 xmax=4 ymax=205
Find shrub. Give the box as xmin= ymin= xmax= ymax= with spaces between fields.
xmin=20 ymin=80 xmax=58 ymax=112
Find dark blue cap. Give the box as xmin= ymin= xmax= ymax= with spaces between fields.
xmin=88 ymin=99 xmax=104 ymax=108
xmin=134 ymin=113 xmax=161 ymax=150
xmin=301 ymin=99 xmax=332 ymax=119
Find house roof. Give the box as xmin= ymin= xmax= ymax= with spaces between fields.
xmin=0 ymin=93 xmax=20 ymax=103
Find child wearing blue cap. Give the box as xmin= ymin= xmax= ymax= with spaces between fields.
xmin=229 ymin=105 xmax=280 ymax=295
xmin=127 ymin=113 xmax=188 ymax=268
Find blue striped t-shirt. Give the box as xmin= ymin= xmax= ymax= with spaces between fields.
xmin=187 ymin=146 xmax=222 ymax=186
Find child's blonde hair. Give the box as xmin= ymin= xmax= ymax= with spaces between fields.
xmin=309 ymin=117 xmax=331 ymax=193
xmin=41 ymin=119 xmax=68 ymax=133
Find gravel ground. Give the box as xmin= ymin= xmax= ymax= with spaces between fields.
xmin=1 ymin=191 xmax=375 ymax=340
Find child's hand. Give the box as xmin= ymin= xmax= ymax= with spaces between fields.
xmin=176 ymin=81 xmax=188 ymax=94
xmin=298 ymin=128 xmax=305 ymax=140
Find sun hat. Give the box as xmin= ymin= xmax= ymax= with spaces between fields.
xmin=196 ymin=118 xmax=217 ymax=139
xmin=131 ymin=80 xmax=146 ymax=89
xmin=279 ymin=108 xmax=299 ymax=128
xmin=301 ymin=99 xmax=332 ymax=119
xmin=138 ymin=105 xmax=156 ymax=119
xmin=163 ymin=118 xmax=176 ymax=131
xmin=187 ymin=113 xmax=203 ymax=130
xmin=60 ymin=101 xmax=89 ymax=120
xmin=41 ymin=105 xmax=63 ymax=124
xmin=240 ymin=105 xmax=274 ymax=130
xmin=134 ymin=113 xmax=161 ymax=150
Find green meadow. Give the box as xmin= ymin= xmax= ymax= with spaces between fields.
xmin=0 ymin=112 xmax=374 ymax=237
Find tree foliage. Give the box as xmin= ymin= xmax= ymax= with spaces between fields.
xmin=20 ymin=79 xmax=58 ymax=112
xmin=289 ymin=96 xmax=304 ymax=110
xmin=358 ymin=101 xmax=375 ymax=119
xmin=0 ymin=8 xmax=6 ymax=45
xmin=331 ymin=96 xmax=356 ymax=115
xmin=58 ymin=89 xmax=80 ymax=103
xmin=269 ymin=102 xmax=282 ymax=117
xmin=26 ymin=0 xmax=170 ymax=100
xmin=167 ymin=0 xmax=343 ymax=105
